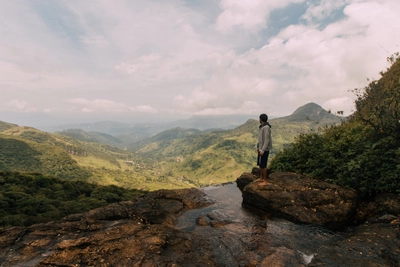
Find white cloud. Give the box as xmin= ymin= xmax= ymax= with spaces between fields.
xmin=194 ymin=100 xmax=261 ymax=115
xmin=323 ymin=96 xmax=355 ymax=115
xmin=215 ymin=0 xmax=304 ymax=33
xmin=301 ymin=0 xmax=351 ymax=23
xmin=212 ymin=0 xmax=399 ymax=116
xmin=173 ymin=60 xmax=278 ymax=115
xmin=115 ymin=53 xmax=164 ymax=75
xmin=43 ymin=108 xmax=60 ymax=113
xmin=129 ymin=105 xmax=157 ymax=113
xmin=79 ymin=35 xmax=109 ymax=48
xmin=66 ymin=98 xmax=157 ymax=113
xmin=6 ymin=99 xmax=37 ymax=112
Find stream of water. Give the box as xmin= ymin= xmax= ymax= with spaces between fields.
xmin=175 ymin=182 xmax=348 ymax=263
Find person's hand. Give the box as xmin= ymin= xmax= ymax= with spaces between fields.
xmin=259 ymin=151 xmax=264 ymax=156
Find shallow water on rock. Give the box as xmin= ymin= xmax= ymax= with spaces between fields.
xmin=175 ymin=182 xmax=348 ymax=263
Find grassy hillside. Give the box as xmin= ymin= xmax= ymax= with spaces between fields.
xmin=0 ymin=123 xmax=200 ymax=190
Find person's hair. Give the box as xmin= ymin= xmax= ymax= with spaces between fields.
xmin=259 ymin=113 xmax=268 ymax=122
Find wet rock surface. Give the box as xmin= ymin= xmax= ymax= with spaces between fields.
xmin=238 ymin=169 xmax=400 ymax=266
xmin=238 ymin=170 xmax=358 ymax=229
xmin=0 ymin=188 xmax=225 ymax=267
xmin=0 ymin=172 xmax=399 ymax=266
xmin=309 ymin=220 xmax=400 ymax=266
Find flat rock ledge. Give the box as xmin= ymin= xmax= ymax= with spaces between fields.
xmin=237 ymin=169 xmax=359 ymax=229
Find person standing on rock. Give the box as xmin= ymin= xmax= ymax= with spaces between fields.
xmin=255 ymin=113 xmax=272 ymax=186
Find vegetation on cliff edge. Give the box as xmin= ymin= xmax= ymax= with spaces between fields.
xmin=0 ymin=171 xmax=145 ymax=227
xmin=270 ymin=54 xmax=400 ymax=197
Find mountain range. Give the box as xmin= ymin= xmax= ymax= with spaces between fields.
xmin=0 ymin=102 xmax=344 ymax=190
xmin=38 ymin=114 xmax=254 ymax=141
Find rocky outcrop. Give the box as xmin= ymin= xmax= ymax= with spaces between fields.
xmin=238 ymin=170 xmax=358 ymax=229
xmin=0 ymin=188 xmax=223 ymax=267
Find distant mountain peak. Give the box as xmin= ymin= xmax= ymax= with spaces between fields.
xmin=292 ymin=102 xmax=324 ymax=115
xmin=288 ymin=102 xmax=336 ymax=122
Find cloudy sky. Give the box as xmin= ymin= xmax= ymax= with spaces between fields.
xmin=1 ymin=0 xmax=399 ymax=127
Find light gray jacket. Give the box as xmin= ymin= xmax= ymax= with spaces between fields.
xmin=257 ymin=124 xmax=272 ymax=153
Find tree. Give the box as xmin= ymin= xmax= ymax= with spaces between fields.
xmin=351 ymin=53 xmax=400 ymax=140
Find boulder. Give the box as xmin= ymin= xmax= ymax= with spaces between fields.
xmin=237 ymin=171 xmax=359 ymax=229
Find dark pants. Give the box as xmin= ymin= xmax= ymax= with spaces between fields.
xmin=257 ymin=151 xmax=269 ymax=168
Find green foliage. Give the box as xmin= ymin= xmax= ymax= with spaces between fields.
xmin=0 ymin=171 xmax=145 ymax=227
xmin=271 ymin=55 xmax=400 ymax=197
xmin=352 ymin=53 xmax=400 ymax=140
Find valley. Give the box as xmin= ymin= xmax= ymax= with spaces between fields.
xmin=0 ymin=103 xmax=343 ymax=190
